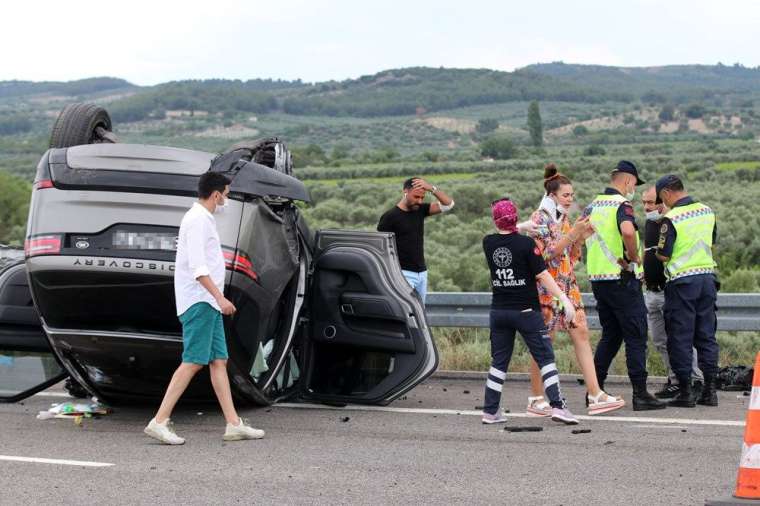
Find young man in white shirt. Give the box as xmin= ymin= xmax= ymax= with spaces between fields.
xmin=144 ymin=171 xmax=264 ymax=445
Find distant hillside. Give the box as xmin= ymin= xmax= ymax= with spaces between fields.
xmin=279 ymin=67 xmax=631 ymax=116
xmin=107 ymin=78 xmax=305 ymax=122
xmin=523 ymin=62 xmax=760 ymax=102
xmin=0 ymin=77 xmax=135 ymax=98
xmin=95 ymin=68 xmax=635 ymax=122
xmin=3 ymin=63 xmax=760 ymax=124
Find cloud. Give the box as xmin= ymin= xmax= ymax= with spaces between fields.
xmin=1 ymin=0 xmax=759 ymax=83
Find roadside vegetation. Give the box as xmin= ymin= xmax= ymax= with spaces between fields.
xmin=2 ymin=64 xmax=759 ymax=370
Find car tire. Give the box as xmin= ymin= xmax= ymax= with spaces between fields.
xmin=49 ymin=103 xmax=117 ymax=148
xmin=222 ymin=137 xmax=293 ymax=176
xmin=64 ymin=376 xmax=90 ymax=399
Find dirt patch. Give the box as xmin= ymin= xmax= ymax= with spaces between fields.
xmin=422 ymin=117 xmax=476 ymax=134
xmin=548 ymin=107 xmax=745 ymax=137
xmin=195 ymin=124 xmax=259 ymax=139
xmin=687 ymin=118 xmax=708 ymax=133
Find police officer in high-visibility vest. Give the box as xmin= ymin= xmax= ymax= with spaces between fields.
xmin=655 ymin=174 xmax=719 ymax=407
xmin=585 ymin=160 xmax=665 ymax=411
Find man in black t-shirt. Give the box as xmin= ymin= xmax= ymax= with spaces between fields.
xmin=377 ymin=177 xmax=454 ymax=303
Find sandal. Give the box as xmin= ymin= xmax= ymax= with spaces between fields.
xmin=587 ymin=391 xmax=625 ymax=415
xmin=526 ymin=395 xmax=552 ymax=417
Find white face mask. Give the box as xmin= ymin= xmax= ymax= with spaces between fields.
xmin=625 ymin=187 xmax=635 ymax=201
xmin=645 ymin=210 xmax=661 ymax=221
xmin=214 ymin=194 xmax=228 ymax=214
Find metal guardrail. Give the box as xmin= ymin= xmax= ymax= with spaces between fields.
xmin=425 ymin=292 xmax=760 ymax=332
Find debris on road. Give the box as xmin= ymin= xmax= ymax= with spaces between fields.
xmin=571 ymin=429 xmax=592 ymax=434
xmin=340 ymin=416 xmax=350 ymax=423
xmin=36 ymin=401 xmax=111 ymax=422
xmin=504 ymin=426 xmax=543 ymax=432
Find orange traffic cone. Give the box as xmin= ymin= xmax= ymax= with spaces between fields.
xmin=735 ymin=352 xmax=760 ymax=499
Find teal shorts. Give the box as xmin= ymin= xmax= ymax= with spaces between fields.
xmin=179 ymin=302 xmax=229 ymax=365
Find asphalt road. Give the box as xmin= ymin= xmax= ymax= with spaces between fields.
xmin=0 ymin=376 xmax=749 ymax=505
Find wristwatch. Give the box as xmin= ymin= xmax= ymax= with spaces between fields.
xmin=430 ymin=186 xmax=439 ymax=192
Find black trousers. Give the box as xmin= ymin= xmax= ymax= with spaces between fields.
xmin=663 ymin=274 xmax=719 ymax=381
xmin=592 ymin=278 xmax=649 ymax=386
xmin=484 ymin=308 xmax=563 ymax=414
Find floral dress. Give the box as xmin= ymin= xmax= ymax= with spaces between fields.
xmin=529 ymin=208 xmax=586 ymax=331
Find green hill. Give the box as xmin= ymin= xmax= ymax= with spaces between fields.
xmin=0 ymin=77 xmax=135 ymax=98
xmin=523 ymin=62 xmax=760 ymax=103
xmin=3 ymin=64 xmax=760 ymax=123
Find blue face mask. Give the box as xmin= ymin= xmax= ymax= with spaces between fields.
xmin=646 ymin=210 xmax=661 ymax=221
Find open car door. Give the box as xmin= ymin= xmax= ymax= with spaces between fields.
xmin=301 ymin=230 xmax=437 ymax=405
xmin=0 ymin=259 xmax=67 ymax=402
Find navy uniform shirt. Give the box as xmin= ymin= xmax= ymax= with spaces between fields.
xmin=656 ymin=196 xmax=718 ymax=258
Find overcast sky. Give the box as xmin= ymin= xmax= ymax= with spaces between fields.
xmin=3 ymin=0 xmax=759 ymax=85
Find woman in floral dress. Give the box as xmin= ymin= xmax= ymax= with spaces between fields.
xmin=525 ymin=164 xmax=625 ymax=416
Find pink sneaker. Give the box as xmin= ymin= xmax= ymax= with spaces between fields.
xmin=551 ymin=406 xmax=579 ymax=425
xmin=481 ymin=412 xmax=508 ymax=424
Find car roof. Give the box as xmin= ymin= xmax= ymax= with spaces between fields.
xmin=66 ymin=144 xmax=214 ymax=176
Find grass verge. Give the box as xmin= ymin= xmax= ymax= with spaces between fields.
xmin=434 ymin=327 xmax=760 ymax=375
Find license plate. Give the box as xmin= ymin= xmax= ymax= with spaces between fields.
xmin=112 ymin=231 xmax=178 ymax=251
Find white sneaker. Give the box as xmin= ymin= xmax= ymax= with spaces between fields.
xmin=223 ymin=418 xmax=265 ymax=441
xmin=144 ymin=417 xmax=185 ymax=445
xmin=587 ymin=391 xmax=626 ymax=415
xmin=526 ymin=396 xmax=552 ymax=417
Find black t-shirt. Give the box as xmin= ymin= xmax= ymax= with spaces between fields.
xmin=377 ymin=203 xmax=431 ymax=272
xmin=483 ymin=233 xmax=547 ymax=311
xmin=643 ymin=219 xmax=667 ymax=290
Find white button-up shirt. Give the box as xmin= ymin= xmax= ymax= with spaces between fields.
xmin=174 ymin=202 xmax=226 ymax=316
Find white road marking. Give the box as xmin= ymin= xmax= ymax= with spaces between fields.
xmin=0 ymin=455 xmax=114 ymax=467
xmin=33 ymin=392 xmax=72 ymax=398
xmin=633 ymin=425 xmax=690 ymax=430
xmin=276 ymin=403 xmax=745 ymax=427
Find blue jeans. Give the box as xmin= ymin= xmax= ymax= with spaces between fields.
xmin=402 ymin=270 xmax=428 ymax=303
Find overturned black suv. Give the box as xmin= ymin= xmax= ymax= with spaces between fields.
xmin=0 ymin=103 xmax=437 ymax=405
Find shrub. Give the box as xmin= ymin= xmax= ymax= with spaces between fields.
xmin=480 ymin=136 xmax=516 ymax=160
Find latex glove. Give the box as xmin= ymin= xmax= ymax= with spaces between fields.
xmin=559 ymin=294 xmax=576 ymax=324
xmin=517 ymin=221 xmax=539 ymax=235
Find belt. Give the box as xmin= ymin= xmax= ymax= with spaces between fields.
xmin=646 ymin=284 xmax=663 ymax=292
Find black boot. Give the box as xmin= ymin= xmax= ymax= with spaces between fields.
xmin=632 ymin=383 xmax=667 ymax=411
xmin=692 ymin=380 xmax=704 ymax=401
xmin=654 ymin=379 xmax=681 ymax=399
xmin=670 ymin=379 xmax=696 ymax=408
xmin=697 ymin=376 xmax=718 ymax=406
